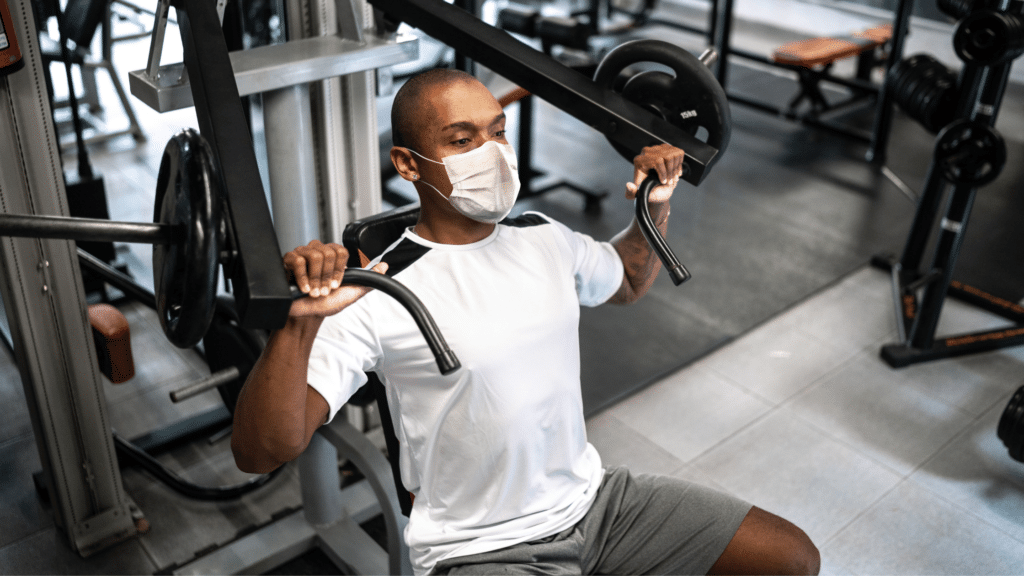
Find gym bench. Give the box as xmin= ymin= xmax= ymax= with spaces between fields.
xmin=770 ymin=24 xmax=893 ymax=115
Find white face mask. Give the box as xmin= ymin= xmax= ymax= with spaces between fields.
xmin=410 ymin=141 xmax=521 ymax=224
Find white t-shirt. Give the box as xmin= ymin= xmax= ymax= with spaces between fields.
xmin=307 ymin=211 xmax=625 ymax=575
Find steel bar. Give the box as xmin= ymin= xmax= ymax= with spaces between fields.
xmin=77 ymin=248 xmax=158 ymax=310
xmin=169 ymin=366 xmax=241 ymax=403
xmin=726 ymin=93 xmax=872 ymax=143
xmin=0 ymin=214 xmax=178 ymax=244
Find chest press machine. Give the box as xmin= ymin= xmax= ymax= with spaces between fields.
xmin=1 ymin=0 xmax=731 ymax=571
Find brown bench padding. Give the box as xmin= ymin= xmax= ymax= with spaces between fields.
xmin=88 ymin=303 xmax=135 ymax=384
xmin=772 ymin=24 xmax=893 ymax=68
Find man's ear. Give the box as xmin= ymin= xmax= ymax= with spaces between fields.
xmin=390 ymin=147 xmax=419 ymax=182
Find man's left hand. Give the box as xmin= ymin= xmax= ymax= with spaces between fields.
xmin=625 ymin=144 xmax=685 ymax=204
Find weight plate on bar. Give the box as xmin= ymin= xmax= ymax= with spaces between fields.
xmin=933 ymin=119 xmax=1006 ymax=186
xmin=152 ymin=129 xmax=222 ymax=348
xmin=593 ymin=39 xmax=730 ymax=164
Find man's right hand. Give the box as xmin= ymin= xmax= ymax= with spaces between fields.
xmin=283 ymin=240 xmax=388 ymax=318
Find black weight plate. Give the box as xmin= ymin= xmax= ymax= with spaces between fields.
xmin=938 ymin=0 xmax=974 ymax=21
xmin=593 ymin=39 xmax=731 ymax=165
xmin=203 ymin=311 xmax=266 ymax=413
xmin=622 ymin=69 xmax=721 ymax=145
xmin=153 ymin=129 xmax=222 ymax=348
xmin=934 ymin=119 xmax=1007 ymax=186
xmin=954 ymin=11 xmax=1024 ymax=65
xmin=998 ymin=385 xmax=1024 ymax=462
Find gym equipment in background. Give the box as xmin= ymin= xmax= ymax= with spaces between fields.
xmin=48 ymin=0 xmax=119 ymax=286
xmin=37 ymin=0 xmax=145 ymax=149
xmin=638 ymin=0 xmax=905 ymax=156
xmin=872 ymin=0 xmax=1023 ymax=368
xmin=867 ymin=0 xmax=1024 ymax=463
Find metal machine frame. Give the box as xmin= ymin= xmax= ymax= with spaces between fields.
xmin=0 ymin=0 xmax=139 ymax=556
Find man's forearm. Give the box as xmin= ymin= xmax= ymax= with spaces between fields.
xmin=608 ymin=201 xmax=670 ymax=304
xmin=231 ymin=316 xmax=325 ymax=473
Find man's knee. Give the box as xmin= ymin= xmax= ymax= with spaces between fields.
xmin=710 ymin=507 xmax=820 ymax=575
xmin=777 ymin=522 xmax=820 ymax=576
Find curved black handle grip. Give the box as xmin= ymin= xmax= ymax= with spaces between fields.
xmin=635 ymin=169 xmax=690 ymax=286
xmin=290 ymin=269 xmax=461 ymax=375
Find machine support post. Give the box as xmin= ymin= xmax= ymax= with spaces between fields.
xmin=866 ymin=0 xmax=915 ymax=164
xmin=0 ymin=0 xmax=137 ymax=556
xmin=176 ymin=0 xmax=293 ymax=329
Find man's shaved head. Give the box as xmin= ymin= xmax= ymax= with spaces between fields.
xmin=391 ymin=68 xmax=479 ymax=151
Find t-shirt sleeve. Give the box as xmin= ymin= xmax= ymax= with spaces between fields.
xmin=306 ymin=297 xmax=383 ymax=424
xmin=531 ymin=212 xmax=624 ymax=307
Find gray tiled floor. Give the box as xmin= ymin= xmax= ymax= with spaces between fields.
xmin=588 ymin=267 xmax=1024 ymax=573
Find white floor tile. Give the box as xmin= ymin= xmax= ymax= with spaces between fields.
xmin=604 ymin=364 xmax=773 ymax=463
xmin=889 ymin=351 xmax=1024 ymax=417
xmin=824 ymin=481 xmax=1024 ymax=575
xmin=909 ymin=401 xmax=1024 ymax=544
xmin=786 ymin=350 xmax=976 ymax=476
xmin=772 ymin=271 xmax=897 ymax=354
xmin=691 ymin=407 xmax=903 ymax=545
xmin=698 ymin=319 xmax=857 ymax=405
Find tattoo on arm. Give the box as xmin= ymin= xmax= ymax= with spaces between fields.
xmin=608 ymin=202 xmax=670 ymax=305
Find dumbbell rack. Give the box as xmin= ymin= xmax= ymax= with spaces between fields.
xmin=873 ymin=0 xmax=1024 ymax=368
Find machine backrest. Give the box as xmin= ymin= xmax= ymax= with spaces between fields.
xmin=342 ymin=202 xmax=421 ymax=268
xmin=341 ymin=202 xmax=421 ymax=517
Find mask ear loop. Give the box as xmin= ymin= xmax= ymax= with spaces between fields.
xmin=406 ymin=149 xmax=450 ymax=202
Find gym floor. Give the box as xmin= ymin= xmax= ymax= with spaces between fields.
xmin=2 ymin=0 xmax=1024 ymax=573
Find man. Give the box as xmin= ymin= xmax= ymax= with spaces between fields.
xmin=231 ymin=68 xmax=820 ymax=575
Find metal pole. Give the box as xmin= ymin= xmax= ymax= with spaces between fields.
xmin=865 ymin=0 xmax=915 ymax=164
xmin=0 ymin=214 xmax=177 ymax=244
xmin=0 ymin=0 xmax=137 ymax=555
xmin=910 ymin=184 xmax=977 ymax=348
xmin=264 ymin=84 xmax=322 ymax=253
xmin=298 ymin=432 xmax=346 ymax=526
xmin=453 ymin=0 xmax=477 ymax=74
xmin=711 ymin=0 xmax=733 ymax=87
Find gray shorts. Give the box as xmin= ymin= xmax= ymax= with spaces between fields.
xmin=431 ymin=466 xmax=752 ymax=575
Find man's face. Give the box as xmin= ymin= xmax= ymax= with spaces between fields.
xmin=412 ymin=79 xmax=508 ymax=198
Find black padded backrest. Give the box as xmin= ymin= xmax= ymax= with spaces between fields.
xmin=341 ymin=203 xmax=421 ymax=517
xmin=342 ymin=202 xmax=421 ymax=268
